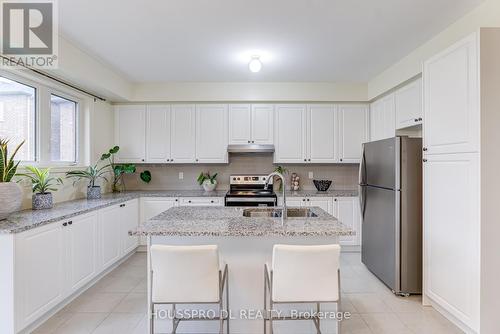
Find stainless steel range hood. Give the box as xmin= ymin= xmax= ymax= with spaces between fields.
xmin=227 ymin=144 xmax=275 ymax=153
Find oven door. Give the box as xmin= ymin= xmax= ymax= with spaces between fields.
xmin=225 ymin=196 xmax=277 ymax=207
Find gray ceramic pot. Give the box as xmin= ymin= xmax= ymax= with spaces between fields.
xmin=0 ymin=182 xmax=23 ymax=220
xmin=87 ymin=186 xmax=101 ymax=199
xmin=32 ymin=193 xmax=53 ymax=210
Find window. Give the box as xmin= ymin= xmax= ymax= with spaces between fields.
xmin=0 ymin=76 xmax=36 ymax=161
xmin=50 ymin=94 xmax=77 ymax=162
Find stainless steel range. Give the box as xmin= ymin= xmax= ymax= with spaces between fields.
xmin=224 ymin=174 xmax=277 ymax=207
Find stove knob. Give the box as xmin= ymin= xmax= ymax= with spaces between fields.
xmin=233 ymin=177 xmax=236 ymax=181
xmin=237 ymin=177 xmax=241 ymax=181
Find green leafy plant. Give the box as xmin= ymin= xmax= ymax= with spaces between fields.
xmin=18 ymin=166 xmax=63 ymax=194
xmin=0 ymin=138 xmax=24 ymax=182
xmin=273 ymin=165 xmax=289 ymax=191
xmin=197 ymin=172 xmax=218 ymax=185
xmin=66 ymin=162 xmax=109 ymax=187
xmin=100 ymin=146 xmax=151 ymax=191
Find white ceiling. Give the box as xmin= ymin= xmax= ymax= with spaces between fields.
xmin=59 ymin=0 xmax=483 ymax=83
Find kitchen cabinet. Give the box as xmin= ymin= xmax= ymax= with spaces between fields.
xmin=121 ymin=200 xmax=140 ymax=254
xmin=395 ymin=78 xmax=422 ymax=129
xmin=281 ymin=197 xmax=306 ymax=208
xmin=423 ymin=35 xmax=479 ymax=155
xmin=170 ymin=104 xmax=196 ymax=163
xmin=114 ymin=105 xmax=146 ymax=163
xmin=140 ymin=198 xmax=179 ymax=246
xmin=15 ymin=222 xmax=65 ymax=327
xmin=146 ymin=105 xmax=171 ymax=163
xmin=423 ymin=152 xmax=479 ymax=328
xmin=307 ymin=104 xmax=337 ymax=163
xmin=274 ymin=104 xmax=307 ymax=163
xmin=278 ymin=196 xmax=333 ymax=215
xmin=337 ymin=104 xmax=369 ymax=163
xmin=179 ymin=197 xmax=224 ymax=206
xmin=228 ymin=104 xmax=274 ymax=145
xmin=369 ymin=94 xmax=395 ymax=141
xmin=98 ymin=204 xmax=123 ymax=269
xmin=333 ymin=197 xmax=361 ymax=246
xmin=196 ymin=104 xmax=228 ymax=163
xmin=65 ymin=213 xmax=98 ymax=294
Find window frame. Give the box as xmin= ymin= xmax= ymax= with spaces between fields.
xmin=0 ymin=69 xmax=90 ymax=169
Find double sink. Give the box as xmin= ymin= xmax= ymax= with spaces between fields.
xmin=242 ymin=208 xmax=318 ymax=218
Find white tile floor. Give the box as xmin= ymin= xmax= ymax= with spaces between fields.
xmin=33 ymin=252 xmax=463 ymax=334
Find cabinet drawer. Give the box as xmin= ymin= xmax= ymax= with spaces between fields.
xmin=179 ymin=197 xmax=223 ymax=206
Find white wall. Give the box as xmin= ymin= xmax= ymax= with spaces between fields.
xmin=368 ymin=0 xmax=500 ymax=100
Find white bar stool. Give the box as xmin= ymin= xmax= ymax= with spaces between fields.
xmin=264 ymin=244 xmax=341 ymax=334
xmin=149 ymin=245 xmax=229 ymax=334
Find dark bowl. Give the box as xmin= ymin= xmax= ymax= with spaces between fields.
xmin=313 ymin=180 xmax=332 ymax=192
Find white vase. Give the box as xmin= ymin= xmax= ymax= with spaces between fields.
xmin=202 ymin=180 xmax=217 ymax=192
xmin=0 ymin=182 xmax=23 ymax=220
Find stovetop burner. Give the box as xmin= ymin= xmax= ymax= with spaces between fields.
xmin=225 ymin=174 xmax=277 ymax=206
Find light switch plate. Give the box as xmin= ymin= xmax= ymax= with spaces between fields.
xmin=179 ymin=172 xmax=184 ymax=180
xmin=308 ymin=171 xmax=314 ymax=179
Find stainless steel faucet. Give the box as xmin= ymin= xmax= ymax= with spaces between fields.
xmin=265 ymin=172 xmax=287 ymax=223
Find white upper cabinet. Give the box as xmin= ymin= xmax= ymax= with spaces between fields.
xmin=369 ymin=94 xmax=395 ymax=141
xmin=146 ymin=105 xmax=171 ymax=163
xmin=423 ymin=34 xmax=479 ymax=155
xmin=395 ymin=78 xmax=422 ymax=129
xmin=228 ymin=104 xmax=252 ymax=144
xmin=196 ymin=104 xmax=228 ymax=163
xmin=337 ymin=104 xmax=369 ymax=163
xmin=274 ymin=104 xmax=307 ymax=163
xmin=170 ymin=104 xmax=196 ymax=163
xmin=251 ymin=104 xmax=274 ymax=144
xmin=115 ymin=105 xmax=146 ymax=163
xmin=228 ymin=104 xmax=273 ymax=145
xmin=307 ymin=104 xmax=337 ymax=163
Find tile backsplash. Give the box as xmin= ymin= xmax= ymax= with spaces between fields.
xmin=123 ymin=153 xmax=359 ymax=191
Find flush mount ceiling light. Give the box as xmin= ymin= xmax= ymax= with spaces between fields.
xmin=248 ymin=56 xmax=262 ymax=73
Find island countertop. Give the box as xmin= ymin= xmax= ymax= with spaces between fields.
xmin=131 ymin=206 xmax=354 ymax=237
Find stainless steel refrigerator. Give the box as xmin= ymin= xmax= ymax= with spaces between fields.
xmin=359 ymin=136 xmax=422 ymax=295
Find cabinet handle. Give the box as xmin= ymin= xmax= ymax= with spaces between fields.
xmin=141 ymin=159 xmax=145 ymax=162
xmin=248 ymin=140 xmax=251 ymax=143
xmin=302 ymin=198 xmax=306 ymax=202
xmin=423 ymin=159 xmax=427 ymax=162
xmin=418 ymin=117 xmax=422 ymax=121
xmin=334 ymin=198 xmax=337 ymax=201
xmin=196 ymin=159 xmax=199 ymax=162
xmin=340 ymin=158 xmax=343 ymax=162
xmin=210 ymin=200 xmax=214 ymax=203
xmin=68 ymin=221 xmax=72 ymax=225
xmin=307 ymin=198 xmax=310 ymax=201
xmin=304 ymin=159 xmax=307 ymax=162
xmin=423 ymin=147 xmax=428 ymax=151
xmin=62 ymin=222 xmax=67 ymax=227
xmin=166 ymin=159 xmax=170 ymax=162
xmin=252 ymin=141 xmax=255 ymax=143
xmin=175 ymin=198 xmax=178 ymax=202
xmin=188 ymin=200 xmax=192 ymax=203
xmin=414 ymin=118 xmax=419 ymax=122
xmin=308 ymin=159 xmax=311 ymax=162
xmin=120 ymin=203 xmax=126 ymax=208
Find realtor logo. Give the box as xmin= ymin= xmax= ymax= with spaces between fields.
xmin=1 ymin=0 xmax=58 ymax=68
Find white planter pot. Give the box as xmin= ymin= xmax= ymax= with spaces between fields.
xmin=0 ymin=182 xmax=23 ymax=220
xmin=202 ymin=180 xmax=217 ymax=192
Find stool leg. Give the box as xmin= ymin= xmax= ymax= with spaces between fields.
xmin=226 ymin=271 xmax=230 ymax=334
xmin=263 ymin=267 xmax=267 ymax=334
xmin=314 ymin=303 xmax=321 ymax=334
xmin=171 ymin=304 xmax=177 ymax=334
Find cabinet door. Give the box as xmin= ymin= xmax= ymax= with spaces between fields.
xmin=179 ymin=197 xmax=223 ymax=206
xmin=338 ymin=104 xmax=369 ymax=163
xmin=274 ymin=105 xmax=307 ymax=163
xmin=98 ymin=205 xmax=122 ymax=269
xmin=382 ymin=94 xmax=396 ymax=139
xmin=146 ymin=105 xmax=171 ymax=163
xmin=369 ymin=100 xmax=383 ymax=141
xmin=308 ymin=197 xmax=333 ymax=214
xmin=115 ymin=105 xmax=146 ymax=163
xmin=196 ymin=104 xmax=228 ymax=163
xmin=170 ymin=104 xmax=196 ymax=163
xmin=423 ymin=33 xmax=479 ymax=154
xmin=16 ymin=223 xmax=64 ymax=326
xmin=251 ymin=104 xmax=274 ymax=144
xmin=121 ymin=200 xmax=140 ymax=255
xmin=279 ymin=197 xmax=306 ymax=207
xmin=307 ymin=104 xmax=336 ymax=163
xmin=395 ymin=78 xmax=422 ymax=129
xmin=229 ymin=104 xmax=252 ymax=144
xmin=334 ymin=197 xmax=361 ymax=246
xmin=66 ymin=213 xmax=98 ymax=293
xmin=423 ymin=153 xmax=479 ymax=330
xmin=141 ymin=198 xmax=179 ymax=222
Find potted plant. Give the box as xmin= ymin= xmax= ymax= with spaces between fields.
xmin=197 ymin=172 xmax=218 ymax=192
xmin=100 ymin=146 xmax=136 ymax=192
xmin=66 ymin=162 xmax=109 ymax=199
xmin=0 ymin=139 xmax=24 ymax=220
xmin=18 ymin=166 xmax=63 ymax=210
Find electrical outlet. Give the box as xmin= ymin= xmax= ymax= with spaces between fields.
xmin=179 ymin=172 xmax=184 ymax=180
xmin=308 ymin=171 xmax=314 ymax=179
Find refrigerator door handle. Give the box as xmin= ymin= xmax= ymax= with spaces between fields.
xmin=359 ymin=185 xmax=367 ymax=218
xmin=358 ymin=144 xmax=366 ymax=186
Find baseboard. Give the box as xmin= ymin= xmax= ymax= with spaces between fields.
xmin=428 ymin=297 xmax=477 ymax=334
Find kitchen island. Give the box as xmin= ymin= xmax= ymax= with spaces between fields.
xmin=131 ymin=206 xmax=354 ymax=334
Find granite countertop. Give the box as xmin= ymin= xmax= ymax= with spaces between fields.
xmin=131 ymin=206 xmax=354 ymax=237
xmin=284 ymin=189 xmax=358 ymax=197
xmin=0 ymin=190 xmax=227 ymax=234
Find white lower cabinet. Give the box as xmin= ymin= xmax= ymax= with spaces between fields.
xmin=15 ymin=222 xmax=65 ymax=329
xmin=139 ymin=198 xmax=179 ymax=245
xmin=98 ymin=204 xmax=123 ymax=269
xmin=65 ymin=213 xmax=98 ymax=294
xmin=179 ymin=197 xmax=224 ymax=206
xmin=333 ymin=197 xmax=361 ymax=246
xmin=121 ymin=200 xmax=140 ymax=254
xmin=308 ymin=197 xmax=334 ymax=214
